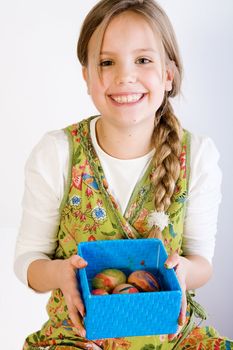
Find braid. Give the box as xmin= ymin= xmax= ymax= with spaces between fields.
xmin=152 ymin=97 xmax=182 ymax=213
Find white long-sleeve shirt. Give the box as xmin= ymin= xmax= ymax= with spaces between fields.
xmin=14 ymin=117 xmax=222 ymax=286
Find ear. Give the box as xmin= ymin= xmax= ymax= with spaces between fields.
xmin=165 ymin=61 xmax=175 ymax=92
xmin=82 ymin=66 xmax=88 ymax=82
xmin=82 ymin=66 xmax=90 ymax=94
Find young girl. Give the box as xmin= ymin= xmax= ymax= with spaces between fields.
xmin=14 ymin=0 xmax=232 ymax=349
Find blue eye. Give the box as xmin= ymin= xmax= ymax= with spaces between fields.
xmin=99 ymin=60 xmax=113 ymax=67
xmin=136 ymin=57 xmax=151 ymax=64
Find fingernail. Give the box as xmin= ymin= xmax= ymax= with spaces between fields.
xmin=79 ymin=261 xmax=87 ymax=269
xmin=178 ymin=316 xmax=184 ymax=326
xmin=81 ymin=259 xmax=87 ymax=264
xmin=178 ymin=319 xmax=183 ymax=326
xmin=81 ymin=329 xmax=86 ymax=338
xmin=164 ymin=263 xmax=171 ymax=269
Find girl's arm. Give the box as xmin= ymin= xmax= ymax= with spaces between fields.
xmin=15 ymin=131 xmax=87 ymax=336
xmin=14 ymin=131 xmax=68 ymax=286
xmin=167 ymin=254 xmax=213 ymax=291
xmin=28 ymin=255 xmax=87 ymax=338
xmin=165 ymin=253 xmax=212 ymax=341
xmin=166 ymin=135 xmax=221 ymax=340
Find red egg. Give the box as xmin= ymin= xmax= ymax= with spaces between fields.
xmin=91 ymin=289 xmax=109 ymax=295
xmin=112 ymin=283 xmax=139 ymax=294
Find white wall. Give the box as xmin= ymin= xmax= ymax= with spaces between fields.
xmin=0 ymin=0 xmax=232 ymax=348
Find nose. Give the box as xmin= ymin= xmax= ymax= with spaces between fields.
xmin=115 ymin=63 xmax=137 ymax=85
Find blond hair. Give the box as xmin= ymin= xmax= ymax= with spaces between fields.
xmin=77 ymin=0 xmax=183 ymax=218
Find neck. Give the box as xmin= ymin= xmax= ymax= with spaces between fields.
xmin=96 ymin=118 xmax=154 ymax=159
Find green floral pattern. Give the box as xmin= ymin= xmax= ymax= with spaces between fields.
xmin=23 ymin=117 xmax=233 ymax=350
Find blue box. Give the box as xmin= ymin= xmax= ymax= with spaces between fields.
xmin=77 ymin=238 xmax=182 ymax=340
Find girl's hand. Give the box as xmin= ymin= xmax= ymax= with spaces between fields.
xmin=56 ymin=255 xmax=88 ymax=338
xmin=164 ymin=253 xmax=190 ymax=341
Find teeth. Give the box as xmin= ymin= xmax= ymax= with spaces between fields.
xmin=111 ymin=94 xmax=143 ymax=104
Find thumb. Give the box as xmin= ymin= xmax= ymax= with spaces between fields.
xmin=70 ymin=255 xmax=88 ymax=269
xmin=164 ymin=252 xmax=180 ymax=269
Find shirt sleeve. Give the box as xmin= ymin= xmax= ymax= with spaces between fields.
xmin=182 ymin=134 xmax=222 ymax=263
xmin=14 ymin=129 xmax=69 ymax=287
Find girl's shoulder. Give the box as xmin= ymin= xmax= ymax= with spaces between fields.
xmin=186 ymin=131 xmax=222 ymax=188
xmin=188 ymin=131 xmax=220 ymax=166
xmin=28 ymin=116 xmax=95 ymax=166
xmin=27 ymin=129 xmax=69 ymax=165
xmin=25 ymin=129 xmax=70 ymax=198
xmin=28 ymin=129 xmax=69 ymax=159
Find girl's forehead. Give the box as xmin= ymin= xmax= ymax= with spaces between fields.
xmin=105 ymin=11 xmax=158 ymax=40
xmin=89 ymin=11 xmax=163 ymax=55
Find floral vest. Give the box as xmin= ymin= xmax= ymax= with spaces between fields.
xmin=25 ymin=116 xmax=206 ymax=349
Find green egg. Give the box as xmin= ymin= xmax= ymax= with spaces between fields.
xmin=92 ymin=268 xmax=127 ymax=292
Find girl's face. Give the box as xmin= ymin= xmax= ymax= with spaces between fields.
xmin=83 ymin=11 xmax=173 ymax=129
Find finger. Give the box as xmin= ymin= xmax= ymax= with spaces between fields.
xmin=73 ymin=290 xmax=86 ymax=318
xmin=178 ymin=291 xmax=187 ymax=326
xmin=70 ymin=255 xmax=88 ymax=269
xmin=66 ymin=299 xmax=86 ymax=338
xmin=169 ymin=278 xmax=187 ymax=336
xmin=167 ymin=262 xmax=187 ymax=341
xmin=62 ymin=273 xmax=86 ymax=318
xmin=164 ymin=252 xmax=180 ymax=269
xmin=167 ymin=288 xmax=183 ymax=341
xmin=168 ymin=324 xmax=182 ymax=341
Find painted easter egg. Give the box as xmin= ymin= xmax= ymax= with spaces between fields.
xmin=128 ymin=270 xmax=160 ymax=292
xmin=92 ymin=268 xmax=127 ymax=292
xmin=91 ymin=289 xmax=109 ymax=295
xmin=112 ymin=283 xmax=139 ymax=294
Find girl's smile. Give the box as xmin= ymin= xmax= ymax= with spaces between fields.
xmin=108 ymin=92 xmax=147 ymax=105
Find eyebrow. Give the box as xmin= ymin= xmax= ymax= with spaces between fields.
xmin=100 ymin=48 xmax=158 ymax=55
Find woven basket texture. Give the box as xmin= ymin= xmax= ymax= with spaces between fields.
xmin=78 ymin=238 xmax=181 ymax=340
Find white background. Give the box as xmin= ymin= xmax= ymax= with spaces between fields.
xmin=0 ymin=0 xmax=233 ymax=348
